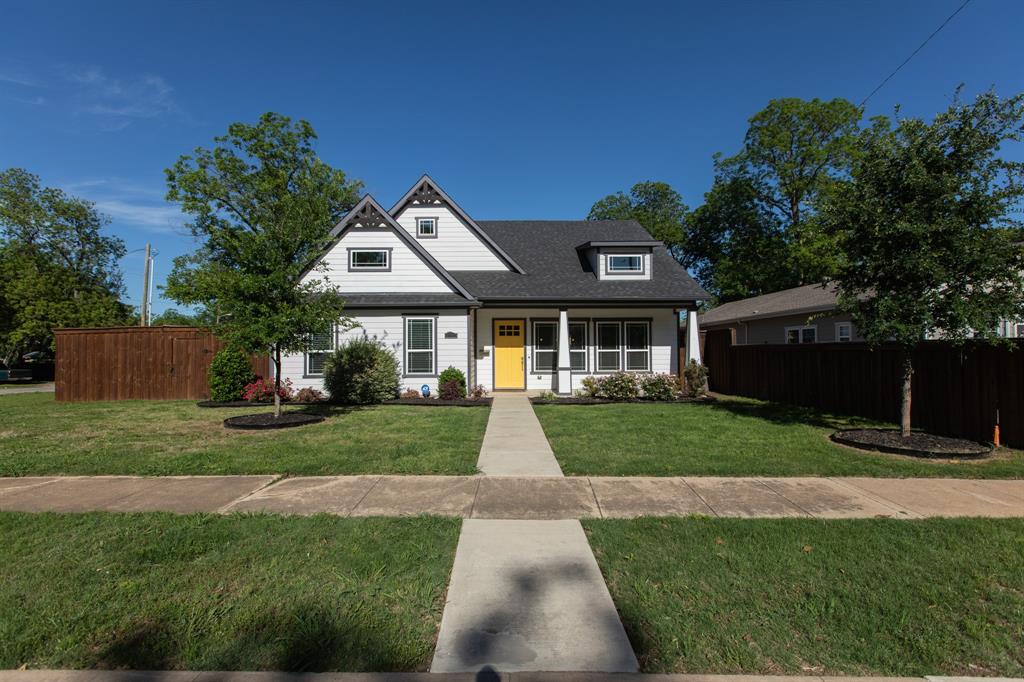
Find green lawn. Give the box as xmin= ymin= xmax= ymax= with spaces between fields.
xmin=585 ymin=517 xmax=1024 ymax=676
xmin=534 ymin=398 xmax=1024 ymax=478
xmin=0 ymin=393 xmax=488 ymax=476
xmin=0 ymin=512 xmax=460 ymax=671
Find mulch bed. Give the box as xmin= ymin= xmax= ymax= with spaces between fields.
xmin=198 ymin=400 xmax=326 ymax=408
xmin=382 ymin=397 xmax=493 ymax=407
xmin=223 ymin=412 xmax=325 ymax=430
xmin=831 ymin=428 xmax=993 ymax=459
xmin=530 ymin=396 xmax=715 ymax=405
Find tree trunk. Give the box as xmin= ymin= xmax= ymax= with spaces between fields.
xmin=900 ymin=349 xmax=913 ymax=438
xmin=274 ymin=342 xmax=282 ymax=417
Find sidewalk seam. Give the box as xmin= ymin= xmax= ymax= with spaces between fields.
xmin=757 ymin=478 xmax=815 ymax=518
xmin=346 ymin=475 xmax=383 ymax=517
xmin=215 ymin=474 xmax=283 ymax=513
xmin=681 ymin=477 xmax=719 ymax=517
xmin=587 ymin=477 xmax=605 ymax=519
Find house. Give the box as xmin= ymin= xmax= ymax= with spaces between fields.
xmin=282 ymin=175 xmax=707 ymax=395
xmin=701 ymin=282 xmax=1024 ymax=345
xmin=700 ymin=283 xmax=862 ymax=345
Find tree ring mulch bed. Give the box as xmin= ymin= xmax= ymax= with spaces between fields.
xmin=381 ymin=397 xmax=493 ymax=407
xmin=831 ymin=428 xmax=993 ymax=459
xmin=223 ymin=412 xmax=325 ymax=430
xmin=529 ymin=395 xmax=715 ymax=405
xmin=198 ymin=400 xmax=327 ymax=408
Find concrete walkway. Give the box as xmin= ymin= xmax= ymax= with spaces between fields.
xmin=2 ymin=475 xmax=1021 ymax=519
xmin=476 ymin=394 xmax=563 ymax=477
xmin=0 ymin=381 xmax=54 ymax=395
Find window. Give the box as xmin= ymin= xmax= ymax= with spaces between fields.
xmin=405 ymin=318 xmax=435 ymax=375
xmin=624 ymin=321 xmax=650 ymax=371
xmin=1015 ymin=322 xmax=1024 ymax=338
xmin=533 ymin=321 xmax=557 ymax=372
xmin=349 ymin=249 xmax=389 ymax=270
xmin=305 ymin=326 xmax=334 ymax=376
xmin=596 ymin=321 xmax=622 ymax=372
xmin=569 ymin=321 xmax=587 ymax=372
xmin=607 ymin=255 xmax=643 ymax=273
xmin=786 ymin=326 xmax=817 ymax=344
xmin=835 ymin=322 xmax=852 ymax=342
xmin=497 ymin=323 xmax=521 ymax=337
xmin=416 ymin=217 xmax=437 ymax=238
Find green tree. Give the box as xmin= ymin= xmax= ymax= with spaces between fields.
xmin=587 ymin=181 xmax=688 ymax=259
xmin=0 ymin=169 xmax=131 ymax=365
xmin=824 ymin=90 xmax=1024 ymax=436
xmin=688 ymin=98 xmax=862 ymax=300
xmin=150 ymin=307 xmax=216 ymax=327
xmin=164 ymin=112 xmax=362 ymax=417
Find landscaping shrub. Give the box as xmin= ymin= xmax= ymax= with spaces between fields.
xmin=600 ymin=372 xmax=641 ymax=400
xmin=640 ymin=373 xmax=680 ymax=401
xmin=293 ymin=387 xmax=325 ymax=403
xmin=207 ymin=348 xmax=256 ymax=402
xmin=323 ymin=338 xmax=400 ymax=404
xmin=536 ymin=390 xmax=557 ymax=401
xmin=579 ymin=376 xmax=602 ymax=398
xmin=683 ymin=360 xmax=709 ymax=397
xmin=242 ymin=376 xmax=293 ymax=402
xmin=439 ymin=379 xmax=464 ymax=401
xmin=401 ymin=388 xmax=421 ymax=399
xmin=438 ymin=366 xmax=467 ymax=398
xmin=468 ymin=384 xmax=487 ymax=400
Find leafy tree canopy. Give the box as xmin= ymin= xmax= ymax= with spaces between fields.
xmin=687 ymin=98 xmax=863 ymax=301
xmin=587 ymin=181 xmax=688 ymax=259
xmin=150 ymin=307 xmax=216 ymax=327
xmin=824 ymin=89 xmax=1024 ymax=434
xmin=0 ymin=168 xmax=130 ymax=364
xmin=164 ymin=112 xmax=362 ymax=414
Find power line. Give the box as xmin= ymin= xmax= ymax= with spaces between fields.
xmin=859 ymin=0 xmax=973 ymax=108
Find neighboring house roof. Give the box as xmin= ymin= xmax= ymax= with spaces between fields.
xmin=449 ymin=220 xmax=707 ymax=303
xmin=389 ymin=175 xmax=526 ymax=274
xmin=701 ymin=282 xmax=840 ymax=325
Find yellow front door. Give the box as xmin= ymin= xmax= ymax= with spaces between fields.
xmin=494 ymin=319 xmax=525 ymax=389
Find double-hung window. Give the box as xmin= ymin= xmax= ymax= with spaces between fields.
xmin=306 ymin=326 xmax=334 ymax=376
xmin=786 ymin=326 xmax=816 ymax=344
xmin=405 ymin=318 xmax=435 ymax=375
xmin=532 ymin=321 xmax=557 ymax=372
xmin=568 ymin=321 xmax=587 ymax=371
xmin=835 ymin=322 xmax=852 ymax=342
xmin=416 ymin=217 xmax=437 ymax=238
xmin=607 ymin=254 xmax=643 ymax=273
xmin=596 ymin=321 xmax=622 ymax=372
xmin=349 ymin=249 xmax=389 ymax=270
xmin=624 ymin=321 xmax=650 ymax=371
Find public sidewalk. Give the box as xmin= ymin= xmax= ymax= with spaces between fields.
xmin=1 ymin=474 xmax=1021 ymax=519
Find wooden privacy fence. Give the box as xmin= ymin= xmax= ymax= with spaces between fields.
xmin=55 ymin=326 xmax=270 ymax=402
xmin=699 ymin=331 xmax=1024 ymax=448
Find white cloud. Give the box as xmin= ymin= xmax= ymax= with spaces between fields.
xmin=0 ymin=72 xmax=42 ymax=87
xmin=64 ymin=178 xmax=187 ymax=235
xmin=62 ymin=67 xmax=178 ymax=124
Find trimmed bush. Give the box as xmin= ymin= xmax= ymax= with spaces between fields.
xmin=439 ymin=379 xmax=464 ymax=401
xmin=600 ymin=372 xmax=641 ymax=400
xmin=293 ymin=387 xmax=325 ymax=403
xmin=468 ymin=384 xmax=487 ymax=400
xmin=579 ymin=376 xmax=602 ymax=398
xmin=640 ymin=373 xmax=681 ymax=401
xmin=438 ymin=366 xmax=467 ymax=398
xmin=324 ymin=338 xmax=400 ymax=404
xmin=242 ymin=377 xmax=293 ymax=402
xmin=401 ymin=388 xmax=421 ymax=399
xmin=683 ymin=360 xmax=709 ymax=397
xmin=207 ymin=348 xmax=256 ymax=402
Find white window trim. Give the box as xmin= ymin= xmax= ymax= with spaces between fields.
xmin=415 ymin=217 xmax=438 ymax=238
xmin=624 ymin=321 xmax=651 ymax=372
xmin=305 ymin=325 xmax=335 ymax=377
xmin=595 ymin=321 xmax=622 ymax=372
xmin=404 ymin=317 xmax=436 ymax=377
xmin=785 ymin=325 xmax=817 ymax=344
xmin=835 ymin=322 xmax=852 ymax=343
xmin=593 ymin=320 xmax=651 ymax=373
xmin=606 ymin=254 xmax=644 ymax=273
xmin=348 ymin=248 xmax=391 ymax=271
xmin=568 ymin=321 xmax=588 ymax=373
xmin=531 ymin=320 xmax=558 ymax=374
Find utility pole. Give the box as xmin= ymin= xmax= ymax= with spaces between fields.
xmin=140 ymin=242 xmax=151 ymax=327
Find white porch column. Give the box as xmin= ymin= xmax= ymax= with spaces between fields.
xmin=685 ymin=308 xmax=701 ymax=365
xmin=557 ymin=308 xmax=572 ymax=395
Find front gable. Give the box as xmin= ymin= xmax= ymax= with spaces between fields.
xmin=303 ymin=195 xmax=475 ymax=299
xmin=390 ymin=175 xmax=524 ymax=273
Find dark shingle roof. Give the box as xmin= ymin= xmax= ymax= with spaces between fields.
xmin=341 ymin=293 xmax=477 ymax=308
xmin=700 ymin=283 xmax=839 ymax=325
xmin=450 ymin=220 xmax=707 ymax=303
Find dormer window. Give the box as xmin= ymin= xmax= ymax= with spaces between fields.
xmin=416 ymin=217 xmax=438 ymax=238
xmin=607 ymin=255 xmax=643 ymax=273
xmin=348 ymin=248 xmax=390 ymax=271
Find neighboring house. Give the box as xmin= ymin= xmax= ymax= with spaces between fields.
xmin=283 ymin=175 xmax=707 ymax=394
xmin=700 ymin=283 xmax=862 ymax=345
xmin=701 ymin=282 xmax=1024 ymax=345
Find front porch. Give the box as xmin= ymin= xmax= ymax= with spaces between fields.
xmin=471 ymin=306 xmax=701 ymax=394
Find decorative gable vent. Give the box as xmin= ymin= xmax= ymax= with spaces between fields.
xmin=408 ymin=179 xmax=444 ymax=206
xmin=350 ymin=201 xmax=390 ymax=229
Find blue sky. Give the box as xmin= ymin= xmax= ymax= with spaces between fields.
xmin=2 ymin=0 xmax=1022 ymax=314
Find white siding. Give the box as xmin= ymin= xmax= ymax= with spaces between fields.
xmin=302 ymin=228 xmax=453 ymax=293
xmin=474 ymin=307 xmax=679 ymax=392
xmin=394 ymin=205 xmax=509 ymax=271
xmin=281 ymin=310 xmax=470 ymax=394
